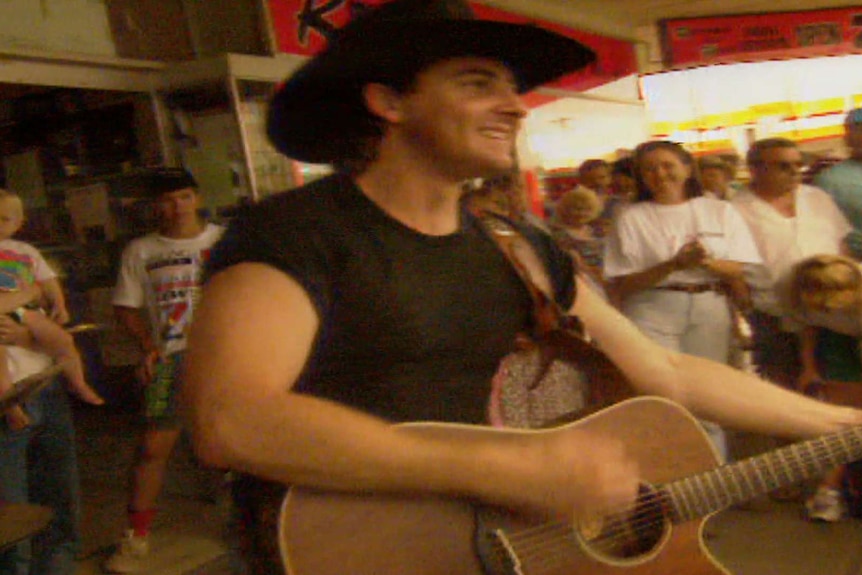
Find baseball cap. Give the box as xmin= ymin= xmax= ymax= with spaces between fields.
xmin=146 ymin=168 xmax=198 ymax=198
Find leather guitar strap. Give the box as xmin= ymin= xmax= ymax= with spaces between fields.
xmin=476 ymin=211 xmax=633 ymax=411
xmin=476 ymin=213 xmax=567 ymax=337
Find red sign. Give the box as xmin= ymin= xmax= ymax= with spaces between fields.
xmin=662 ymin=7 xmax=862 ymax=67
xmin=266 ymin=0 xmax=636 ymax=92
xmin=267 ymin=0 xmax=381 ymax=56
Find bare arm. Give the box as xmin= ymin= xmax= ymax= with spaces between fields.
xmin=114 ymin=305 xmax=158 ymax=382
xmin=0 ymin=284 xmax=41 ymax=314
xmin=701 ymin=257 xmax=738 ymax=276
xmin=612 ymin=259 xmax=677 ymax=302
xmin=39 ymin=277 xmax=70 ymax=324
xmin=0 ymin=315 xmax=35 ymax=350
xmin=571 ymin=277 xmax=862 ymax=439
xmin=183 ymin=263 xmax=639 ymax=520
xmin=614 ymin=239 xmax=705 ymax=302
xmin=797 ymin=326 xmax=822 ymax=394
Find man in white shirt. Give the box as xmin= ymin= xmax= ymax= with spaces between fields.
xmin=731 ymin=137 xmax=852 ymax=388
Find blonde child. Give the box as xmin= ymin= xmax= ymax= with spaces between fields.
xmin=789 ymin=254 xmax=862 ymax=391
xmin=788 ymin=254 xmax=862 ymax=521
xmin=463 ymin=172 xmax=528 ymax=221
xmin=550 ymin=187 xmax=606 ymax=296
xmin=0 ymin=190 xmax=102 ymax=430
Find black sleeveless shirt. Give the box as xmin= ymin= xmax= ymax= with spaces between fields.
xmin=209 ymin=174 xmax=575 ymax=424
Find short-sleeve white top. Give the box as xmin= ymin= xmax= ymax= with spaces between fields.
xmin=731 ymin=184 xmax=852 ymax=316
xmin=0 ymin=238 xmax=57 ymax=286
xmin=0 ymin=240 xmax=57 ymax=381
xmin=603 ymin=196 xmax=761 ymax=284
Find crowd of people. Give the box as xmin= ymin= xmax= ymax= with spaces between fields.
xmin=3 ymin=1 xmax=862 ymax=574
xmin=542 ymin=115 xmax=862 ymax=522
xmin=0 ymin=168 xmax=221 ymax=575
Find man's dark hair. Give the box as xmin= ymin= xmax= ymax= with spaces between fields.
xmin=578 ymin=159 xmax=609 ymax=175
xmin=331 ymin=66 xmax=428 ymax=175
xmin=146 ymin=168 xmax=198 ymax=198
xmin=611 ymin=157 xmax=634 ymax=177
xmin=746 ymin=138 xmax=797 ymax=167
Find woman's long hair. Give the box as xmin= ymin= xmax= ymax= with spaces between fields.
xmin=632 ymin=140 xmax=703 ymax=202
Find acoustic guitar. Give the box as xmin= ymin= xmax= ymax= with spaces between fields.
xmin=278 ymin=396 xmax=862 ymax=575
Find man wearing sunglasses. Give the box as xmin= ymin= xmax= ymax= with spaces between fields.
xmin=732 ymin=137 xmax=852 ymax=389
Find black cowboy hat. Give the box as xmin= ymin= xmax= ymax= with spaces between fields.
xmin=267 ymin=0 xmax=596 ymax=164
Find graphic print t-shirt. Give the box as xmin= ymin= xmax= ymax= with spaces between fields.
xmin=0 ymin=240 xmax=56 ymax=382
xmin=112 ymin=223 xmax=224 ymax=356
xmin=0 ymin=239 xmax=56 ymax=291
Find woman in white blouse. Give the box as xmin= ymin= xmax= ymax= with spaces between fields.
xmin=604 ymin=140 xmax=762 ymax=460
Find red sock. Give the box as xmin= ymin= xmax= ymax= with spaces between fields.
xmin=128 ymin=508 xmax=156 ymax=536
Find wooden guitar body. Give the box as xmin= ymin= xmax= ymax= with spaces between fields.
xmin=279 ymin=397 xmax=730 ymax=575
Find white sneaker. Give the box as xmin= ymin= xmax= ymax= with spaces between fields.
xmin=805 ymin=487 xmax=848 ymax=522
xmin=103 ymin=529 xmax=150 ymax=573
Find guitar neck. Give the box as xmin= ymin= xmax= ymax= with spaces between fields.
xmin=663 ymin=425 xmax=862 ymax=522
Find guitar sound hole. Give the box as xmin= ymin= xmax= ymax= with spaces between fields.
xmin=576 ymin=483 xmax=668 ymax=563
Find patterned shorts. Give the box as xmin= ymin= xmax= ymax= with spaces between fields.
xmin=144 ymin=352 xmax=184 ymax=428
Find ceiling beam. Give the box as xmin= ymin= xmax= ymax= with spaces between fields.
xmin=0 ymin=49 xmax=163 ymax=92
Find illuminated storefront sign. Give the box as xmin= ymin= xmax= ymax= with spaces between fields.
xmin=641 ymin=55 xmax=862 ymax=153
xmin=662 ymin=6 xmax=862 ymax=67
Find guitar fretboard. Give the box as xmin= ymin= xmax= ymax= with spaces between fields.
xmin=664 ymin=425 xmax=862 ymax=522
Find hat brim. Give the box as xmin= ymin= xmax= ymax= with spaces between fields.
xmin=268 ymin=20 xmax=596 ymax=164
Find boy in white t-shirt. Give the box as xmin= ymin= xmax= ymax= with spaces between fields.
xmin=0 ymin=190 xmax=102 ymax=430
xmin=104 ymin=168 xmax=224 ymax=573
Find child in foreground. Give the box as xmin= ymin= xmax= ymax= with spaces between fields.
xmin=0 ymin=190 xmax=102 ymax=430
xmin=788 ymin=254 xmax=862 ymax=522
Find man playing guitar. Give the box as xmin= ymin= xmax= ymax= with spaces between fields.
xmin=183 ymin=1 xmax=862 ymax=573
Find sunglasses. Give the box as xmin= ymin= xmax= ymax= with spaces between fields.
xmin=757 ymin=161 xmax=804 ymax=173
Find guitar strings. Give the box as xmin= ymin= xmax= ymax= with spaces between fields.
xmin=495 ymin=431 xmax=862 ymax=566
xmin=500 ymin=492 xmax=667 ymax=564
xmin=501 ymin=493 xmax=767 ymax=571
xmin=500 ymin=482 xmax=742 ymax=570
